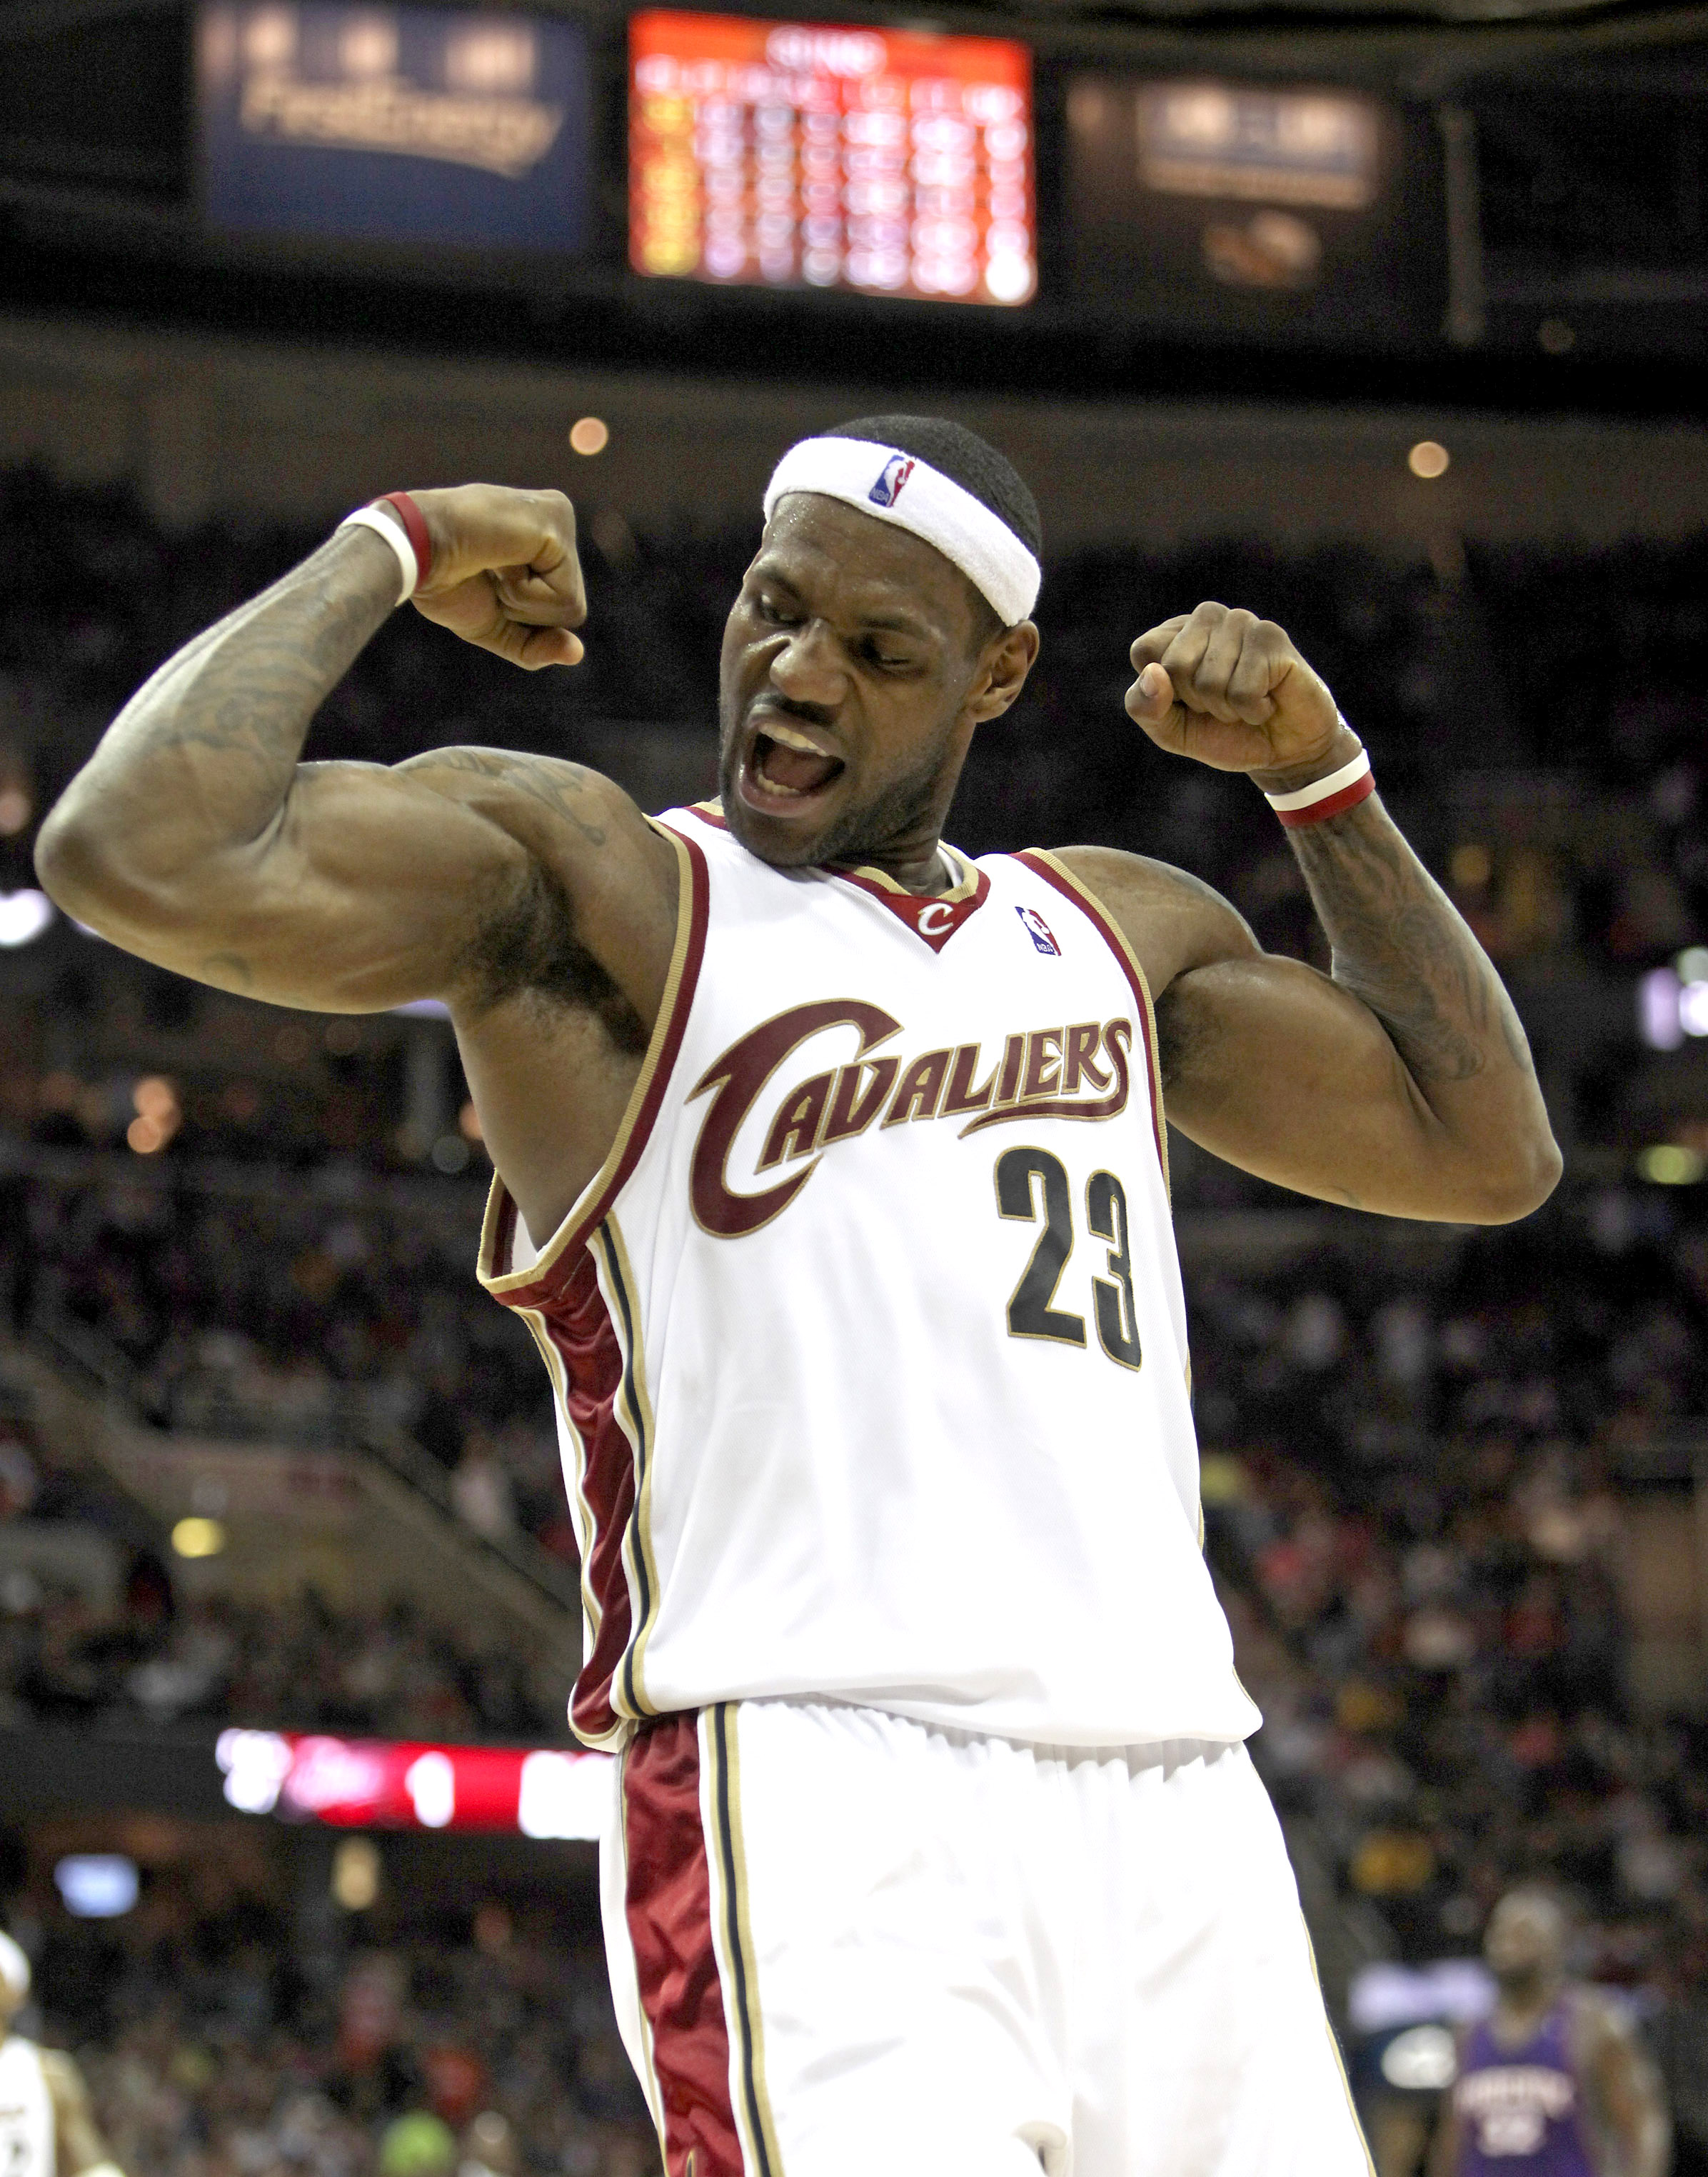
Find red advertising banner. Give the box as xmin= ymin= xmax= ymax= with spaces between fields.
xmin=630 ymin=9 xmax=1034 ymax=306
xmin=216 ymin=1730 xmax=612 ymax=1838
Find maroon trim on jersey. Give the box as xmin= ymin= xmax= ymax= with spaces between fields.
xmin=1013 ymin=850 xmax=1169 ymax=1182
xmin=523 ymin=1252 xmax=637 ymax=1744
xmin=683 ymin=801 xmax=729 ymax=831
xmin=483 ymin=829 xmax=710 ymax=1309
xmin=827 ymin=856 xmax=990 ymax=953
xmin=623 ymin=1715 xmax=743 ymax=2177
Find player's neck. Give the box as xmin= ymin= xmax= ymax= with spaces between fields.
xmin=1493 ymin=1972 xmax=1562 ymax=2036
xmin=839 ymin=836 xmax=955 ymax=896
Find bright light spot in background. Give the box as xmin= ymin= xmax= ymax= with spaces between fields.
xmin=54 ymin=1855 xmax=139 ymax=1918
xmin=216 ymin=1728 xmax=293 ymax=1813
xmin=568 ymin=416 xmax=609 ymax=456
xmin=1639 ymin=969 xmax=1684 ymax=1051
xmin=518 ymin=1749 xmax=611 ymax=1839
xmin=1407 ymin=440 xmax=1450 ymax=479
xmin=458 ymin=1101 xmax=483 ymax=1141
xmin=243 ymin=5 xmax=296 ymax=66
xmin=1449 ymin=843 xmax=1491 ymax=890
xmin=405 ymin=1751 xmax=456 ymax=1828
xmin=0 ymin=787 xmax=32 ymax=836
xmin=331 ymin=1836 xmax=381 ymax=1910
xmin=0 ymin=891 xmax=54 ymax=948
xmin=127 ymin=1075 xmax=182 ymax=1155
xmin=1638 ymin=1144 xmax=1704 ymax=1186
xmin=443 ymin=22 xmax=535 ymax=93
xmin=1380 ymin=2023 xmax=1457 ymax=2091
xmin=171 ymin=1515 xmax=227 ymax=1558
xmin=339 ymin=12 xmax=398 ymax=76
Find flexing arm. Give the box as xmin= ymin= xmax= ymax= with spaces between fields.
xmin=33 ymin=485 xmax=658 ymax=1013
xmin=1060 ymin=604 xmax=1560 ymax=1223
xmin=41 ymin=2048 xmax=121 ymax=2177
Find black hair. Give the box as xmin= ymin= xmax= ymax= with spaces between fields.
xmin=828 ymin=414 xmax=1043 ymax=562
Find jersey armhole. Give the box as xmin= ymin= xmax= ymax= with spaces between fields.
xmin=1010 ymin=847 xmax=1171 ymax=1201
xmin=477 ymin=822 xmax=710 ymax=1305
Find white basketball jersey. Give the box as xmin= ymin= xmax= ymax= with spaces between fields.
xmin=480 ymin=809 xmax=1260 ymax=1751
xmin=0 ymin=2038 xmax=54 ymax=2177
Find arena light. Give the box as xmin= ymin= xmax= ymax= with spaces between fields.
xmin=568 ymin=416 xmax=608 ymax=455
xmin=0 ymin=890 xmax=54 ymax=948
xmin=54 ymin=1854 xmax=139 ymax=1918
xmin=1407 ymin=440 xmax=1450 ymax=479
xmin=1637 ymin=954 xmax=1708 ymax=1050
xmin=172 ymin=1515 xmax=228 ymax=1557
xmin=215 ymin=1729 xmax=613 ymax=1836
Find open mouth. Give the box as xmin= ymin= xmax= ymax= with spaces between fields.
xmin=740 ymin=718 xmax=845 ymax=813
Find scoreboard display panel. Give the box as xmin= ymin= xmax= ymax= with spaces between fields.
xmin=1066 ymin=74 xmax=1445 ymax=349
xmin=198 ymin=1 xmax=591 ymax=254
xmin=630 ymin=11 xmax=1035 ymax=306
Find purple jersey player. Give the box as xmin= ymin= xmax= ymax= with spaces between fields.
xmin=1430 ymin=1891 xmax=1669 ymax=2177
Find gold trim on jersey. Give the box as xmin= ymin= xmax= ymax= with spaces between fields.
xmin=1018 ymin=849 xmax=1172 ymax=1203
xmin=591 ymin=1214 xmax=664 ymax=1724
xmin=833 ymin=840 xmax=981 ymax=904
xmin=477 ymin=823 xmax=700 ymax=1296
xmin=705 ymin=1706 xmax=785 ymax=2177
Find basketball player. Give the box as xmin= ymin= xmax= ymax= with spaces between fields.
xmin=1430 ymin=1890 xmax=1668 ymax=2177
xmin=0 ymin=1932 xmax=124 ymax=2177
xmin=36 ymin=419 xmax=1561 ymax=2176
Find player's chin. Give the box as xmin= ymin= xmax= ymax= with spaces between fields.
xmin=725 ymin=749 xmax=850 ymax=864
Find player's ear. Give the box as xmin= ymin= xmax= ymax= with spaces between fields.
xmin=970 ymin=621 xmax=1040 ymax=725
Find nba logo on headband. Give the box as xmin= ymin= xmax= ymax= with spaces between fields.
xmin=868 ymin=454 xmax=915 ymax=509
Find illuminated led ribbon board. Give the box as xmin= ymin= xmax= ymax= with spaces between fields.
xmin=216 ymin=1730 xmax=613 ymax=1838
xmin=630 ymin=9 xmax=1035 ymax=306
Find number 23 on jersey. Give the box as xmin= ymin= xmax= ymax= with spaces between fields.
xmin=995 ymin=1146 xmax=1142 ymax=1368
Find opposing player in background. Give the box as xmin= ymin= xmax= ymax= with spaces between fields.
xmin=36 ymin=418 xmax=1561 ymax=2176
xmin=0 ymin=1933 xmax=126 ymax=2177
xmin=1431 ymin=1890 xmax=1669 ymax=2177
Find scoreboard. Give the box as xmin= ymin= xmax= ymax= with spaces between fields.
xmin=629 ymin=10 xmax=1035 ymax=306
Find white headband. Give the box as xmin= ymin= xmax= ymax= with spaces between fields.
xmin=0 ymin=1932 xmax=29 ymax=2003
xmin=763 ymin=436 xmax=1040 ymax=629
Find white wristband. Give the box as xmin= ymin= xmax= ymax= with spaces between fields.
xmin=1262 ymin=745 xmax=1371 ymax=814
xmin=336 ymin=504 xmax=417 ymax=606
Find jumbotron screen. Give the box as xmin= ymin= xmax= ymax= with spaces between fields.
xmin=629 ymin=11 xmax=1035 ymax=306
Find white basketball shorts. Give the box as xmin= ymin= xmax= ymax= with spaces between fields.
xmin=601 ymin=1699 xmax=1373 ymax=2177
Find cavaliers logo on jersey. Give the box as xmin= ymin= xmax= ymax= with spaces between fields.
xmin=687 ymin=999 xmax=1135 ymax=1236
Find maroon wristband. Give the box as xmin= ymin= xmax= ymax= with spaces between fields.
xmin=379 ymin=492 xmax=433 ymax=589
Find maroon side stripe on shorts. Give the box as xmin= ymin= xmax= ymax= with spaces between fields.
xmin=623 ymin=1714 xmax=744 ymax=2177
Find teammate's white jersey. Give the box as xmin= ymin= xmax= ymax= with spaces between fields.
xmin=480 ymin=808 xmax=1260 ymax=1751
xmin=0 ymin=2037 xmax=55 ymax=2177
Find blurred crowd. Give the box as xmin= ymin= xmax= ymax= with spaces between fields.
xmin=1192 ymin=1189 xmax=1708 ymax=2000
xmin=7 ymin=1846 xmax=654 ymax=2177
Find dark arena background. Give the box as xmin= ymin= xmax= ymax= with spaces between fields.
xmin=0 ymin=0 xmax=1706 ymax=2171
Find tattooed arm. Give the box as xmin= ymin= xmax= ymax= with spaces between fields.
xmin=35 ymin=484 xmax=673 ymax=1018
xmin=1057 ymin=603 xmax=1560 ymax=1223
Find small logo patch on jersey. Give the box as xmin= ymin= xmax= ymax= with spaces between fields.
xmin=1017 ymin=905 xmax=1060 ymax=956
xmin=868 ymin=453 xmax=915 ymax=507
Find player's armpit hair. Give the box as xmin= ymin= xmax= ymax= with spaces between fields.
xmin=458 ymin=854 xmax=648 ymax=1053
xmin=1151 ymin=975 xmax=1211 ymax=1099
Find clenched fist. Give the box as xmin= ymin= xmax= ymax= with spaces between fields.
xmin=1125 ymin=602 xmax=1349 ymax=788
xmin=408 ymin=484 xmax=586 ymax=671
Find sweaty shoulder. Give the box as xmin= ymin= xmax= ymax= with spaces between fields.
xmin=1048 ymin=845 xmax=1258 ymax=999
